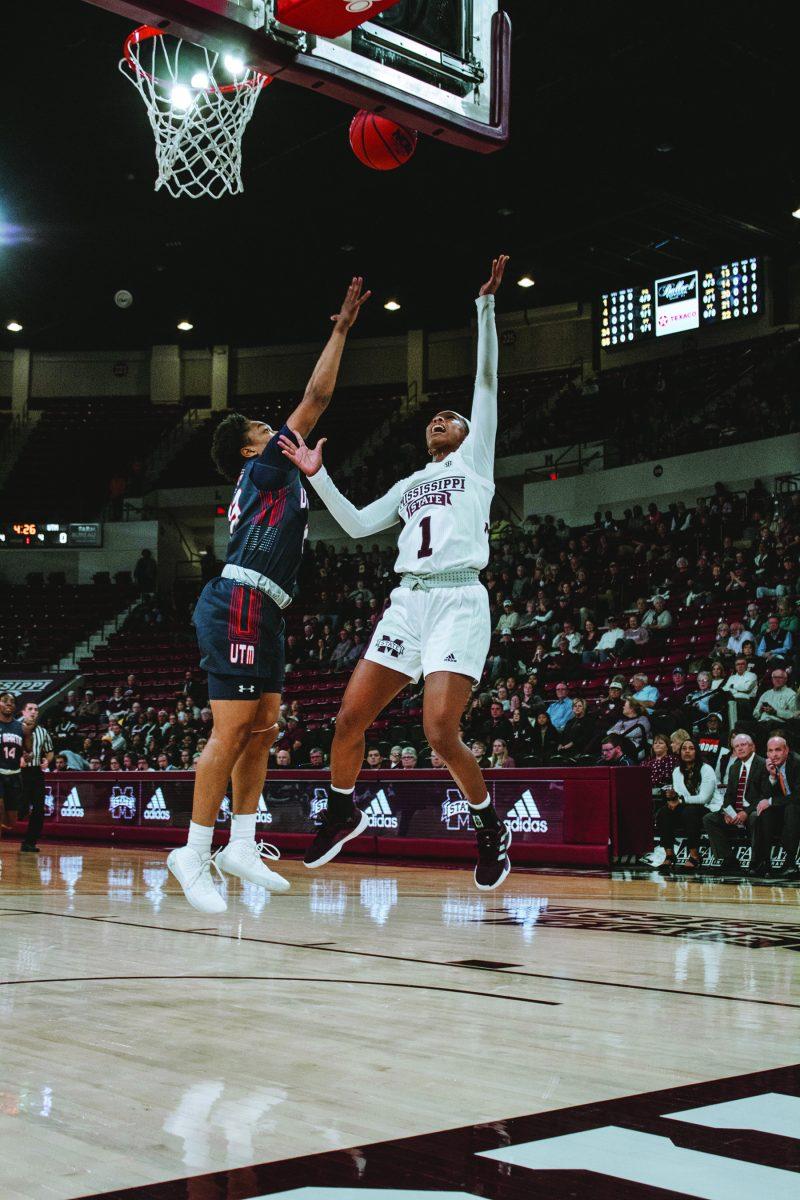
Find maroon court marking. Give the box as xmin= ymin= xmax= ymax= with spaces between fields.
xmin=75 ymin=1062 xmax=800 ymax=1200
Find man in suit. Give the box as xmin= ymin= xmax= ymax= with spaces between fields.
xmin=753 ymin=734 xmax=800 ymax=881
xmin=702 ymin=732 xmax=771 ymax=875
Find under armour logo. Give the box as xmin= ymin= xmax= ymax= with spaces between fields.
xmin=238 ymin=685 xmax=255 ymax=694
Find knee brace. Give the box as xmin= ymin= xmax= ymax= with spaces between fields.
xmin=251 ymin=722 xmax=279 ymax=736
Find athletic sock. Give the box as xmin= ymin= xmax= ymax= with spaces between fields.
xmin=469 ymin=794 xmax=492 ymax=810
xmin=230 ymin=812 xmax=257 ymax=842
xmin=187 ymin=820 xmax=214 ymax=856
xmin=328 ymin=784 xmax=355 ymax=821
xmin=468 ymin=793 xmax=500 ymax=830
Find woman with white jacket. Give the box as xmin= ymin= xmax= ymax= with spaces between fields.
xmin=656 ymin=737 xmax=721 ymax=874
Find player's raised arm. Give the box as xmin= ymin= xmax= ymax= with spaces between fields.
xmin=279 ymin=432 xmax=403 ymax=538
xmin=466 ymin=255 xmax=508 ymax=479
xmin=285 ymin=277 xmax=372 ymax=439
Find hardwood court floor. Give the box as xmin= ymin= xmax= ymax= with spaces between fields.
xmin=0 ymin=843 xmax=798 ymax=1199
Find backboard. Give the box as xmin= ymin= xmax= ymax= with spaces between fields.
xmin=83 ymin=0 xmax=511 ymax=151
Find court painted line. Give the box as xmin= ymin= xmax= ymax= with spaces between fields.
xmin=3 ymin=907 xmax=799 ymax=1009
xmin=0 ymin=973 xmax=559 ymax=1006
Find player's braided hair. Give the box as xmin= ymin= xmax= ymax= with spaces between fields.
xmin=211 ymin=412 xmax=250 ymax=482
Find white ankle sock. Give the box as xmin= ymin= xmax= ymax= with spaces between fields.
xmin=230 ymin=812 xmax=257 ymax=841
xmin=468 ymin=794 xmax=492 ymax=810
xmin=187 ymin=821 xmax=214 ymax=855
xmin=331 ymin=785 xmax=355 ymax=796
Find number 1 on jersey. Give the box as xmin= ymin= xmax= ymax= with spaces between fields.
xmin=418 ymin=514 xmax=433 ymax=559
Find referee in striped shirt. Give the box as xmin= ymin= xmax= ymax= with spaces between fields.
xmin=20 ymin=701 xmax=53 ymax=853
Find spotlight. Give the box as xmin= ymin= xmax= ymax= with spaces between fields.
xmin=170 ymin=84 xmax=194 ymax=110
xmin=177 ymin=320 xmax=194 ymax=331
xmin=190 ymin=70 xmax=210 ymax=89
xmin=223 ymin=53 xmax=245 ymax=76
xmin=792 ymin=206 xmax=800 ymax=220
xmin=517 ymin=275 xmax=535 ymax=289
xmin=6 ymin=320 xmax=23 ymax=332
xmin=384 ymin=299 xmax=401 ymax=312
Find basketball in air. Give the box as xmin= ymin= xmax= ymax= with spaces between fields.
xmin=114 ymin=289 xmax=134 ymax=309
xmin=349 ymin=111 xmax=418 ymax=171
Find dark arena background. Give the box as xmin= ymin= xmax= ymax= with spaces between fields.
xmin=1 ymin=3 xmax=799 ymax=1199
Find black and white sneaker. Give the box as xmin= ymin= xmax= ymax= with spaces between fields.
xmin=304 ymin=806 xmax=369 ymax=869
xmin=474 ymin=823 xmax=512 ymax=891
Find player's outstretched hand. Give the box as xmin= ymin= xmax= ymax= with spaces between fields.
xmin=279 ymin=431 xmax=326 ymax=476
xmin=479 ymin=255 xmax=510 ymax=296
xmin=332 ymin=276 xmax=372 ymax=331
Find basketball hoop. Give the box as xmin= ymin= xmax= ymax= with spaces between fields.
xmin=120 ymin=26 xmax=271 ymax=199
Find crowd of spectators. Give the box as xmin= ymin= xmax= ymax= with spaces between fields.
xmin=43 ymin=673 xmax=212 ymax=772
xmin=32 ymin=483 xmax=800 ymax=799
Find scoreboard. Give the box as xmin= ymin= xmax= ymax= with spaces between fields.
xmin=600 ymin=256 xmax=762 ymax=349
xmin=0 ymin=522 xmax=102 ymax=548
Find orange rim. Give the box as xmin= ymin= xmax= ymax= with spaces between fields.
xmin=122 ymin=25 xmax=271 ymax=95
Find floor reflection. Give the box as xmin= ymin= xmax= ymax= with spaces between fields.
xmin=163 ymin=1079 xmax=288 ymax=1171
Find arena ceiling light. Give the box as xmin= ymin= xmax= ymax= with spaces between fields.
xmin=517 ymin=275 xmax=535 ymax=289
xmin=6 ymin=320 xmax=23 ymax=332
xmin=223 ymin=53 xmax=245 ymax=76
xmin=384 ymin=299 xmax=401 ymax=312
xmin=792 ymin=206 xmax=800 ymax=219
xmin=170 ymin=85 xmax=194 ymax=111
xmin=177 ymin=319 xmax=194 ymax=331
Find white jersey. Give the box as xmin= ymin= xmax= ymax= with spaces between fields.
xmin=390 ymin=442 xmax=493 ymax=574
xmin=309 ymin=294 xmax=498 ymax=577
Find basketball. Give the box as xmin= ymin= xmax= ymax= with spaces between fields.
xmin=349 ymin=110 xmax=418 ymax=171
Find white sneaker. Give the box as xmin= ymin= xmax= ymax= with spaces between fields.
xmin=216 ymin=839 xmax=291 ymax=894
xmin=167 ymin=845 xmax=228 ymax=914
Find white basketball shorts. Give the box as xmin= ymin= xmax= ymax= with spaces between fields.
xmin=364 ymin=583 xmax=491 ymax=684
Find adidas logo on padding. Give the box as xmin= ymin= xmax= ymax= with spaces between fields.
xmin=365 ymin=789 xmax=398 ymax=830
xmin=505 ymin=789 xmax=548 ymax=834
xmin=61 ymin=787 xmax=85 ymax=819
xmin=256 ymin=794 xmax=273 ymax=825
xmin=144 ymin=788 xmax=172 ymax=821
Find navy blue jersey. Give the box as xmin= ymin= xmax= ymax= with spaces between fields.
xmin=224 ymin=424 xmax=309 ymax=596
xmin=0 ymin=718 xmax=24 ymax=772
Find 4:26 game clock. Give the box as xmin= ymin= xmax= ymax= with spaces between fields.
xmin=0 ymin=521 xmax=102 ymax=548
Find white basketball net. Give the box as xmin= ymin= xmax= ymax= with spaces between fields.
xmin=121 ymin=27 xmax=269 ymax=200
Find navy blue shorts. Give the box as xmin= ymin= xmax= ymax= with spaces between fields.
xmin=0 ymin=773 xmax=23 ymax=806
xmin=193 ymin=577 xmax=286 ymax=700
